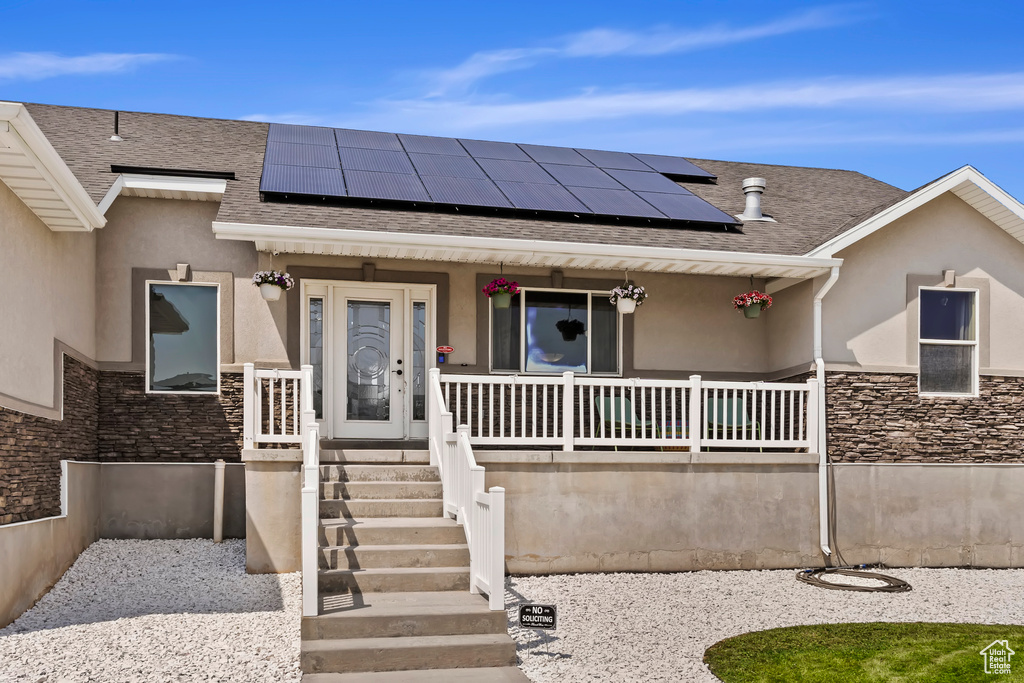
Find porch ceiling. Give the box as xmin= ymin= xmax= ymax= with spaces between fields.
xmin=213 ymin=220 xmax=841 ymax=279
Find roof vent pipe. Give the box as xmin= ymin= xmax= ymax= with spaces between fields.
xmin=739 ymin=177 xmax=766 ymax=220
xmin=110 ymin=111 xmax=122 ymax=142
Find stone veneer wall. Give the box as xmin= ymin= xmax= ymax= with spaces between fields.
xmin=96 ymin=372 xmax=244 ymax=462
xmin=0 ymin=356 xmax=98 ymax=524
xmin=826 ymin=372 xmax=1024 ymax=463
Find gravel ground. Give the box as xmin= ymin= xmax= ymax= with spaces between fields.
xmin=506 ymin=567 xmax=1024 ymax=682
xmin=0 ymin=539 xmax=301 ymax=683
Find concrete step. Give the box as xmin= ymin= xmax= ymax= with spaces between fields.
xmin=320 ymin=544 xmax=471 ymax=570
xmin=303 ymin=591 xmax=506 ymax=640
xmin=301 ymin=633 xmax=517 ymax=674
xmin=320 ymin=450 xmax=431 ymax=464
xmin=319 ymin=566 xmax=470 ymax=594
xmin=321 ymin=481 xmax=443 ymax=500
xmin=320 ymin=498 xmax=444 ymax=519
xmin=321 ymin=464 xmax=440 ymax=483
xmin=321 ymin=518 xmax=466 ymax=547
xmin=302 ymin=666 xmax=530 ymax=682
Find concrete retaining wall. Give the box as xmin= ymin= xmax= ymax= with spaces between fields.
xmin=0 ymin=461 xmax=101 ymax=629
xmin=832 ymin=463 xmax=1024 ymax=567
xmin=0 ymin=461 xmax=247 ymax=628
xmin=479 ymin=452 xmax=822 ymax=574
xmin=479 ymin=453 xmax=1024 ymax=573
xmin=99 ymin=463 xmax=246 ymax=540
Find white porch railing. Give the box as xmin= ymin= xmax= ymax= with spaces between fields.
xmin=243 ymin=364 xmax=320 ymax=617
xmin=428 ymin=369 xmax=506 ymax=610
xmin=437 ymin=372 xmax=819 ymax=452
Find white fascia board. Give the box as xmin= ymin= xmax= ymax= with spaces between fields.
xmin=98 ymin=174 xmax=228 ymax=214
xmin=0 ymin=101 xmax=106 ymax=231
xmin=213 ymin=220 xmax=842 ymax=276
xmin=806 ymin=165 xmax=1024 ymax=258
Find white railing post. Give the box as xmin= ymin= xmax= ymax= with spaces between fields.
xmin=689 ymin=374 xmax=702 ymax=453
xmin=488 ymin=486 xmax=505 ymax=610
xmin=806 ymin=378 xmax=819 ymax=454
xmin=301 ymin=420 xmax=319 ymax=617
xmin=562 ymin=371 xmax=574 ymax=452
xmin=428 ymin=368 xmax=441 ymax=467
xmin=299 ymin=363 xmax=320 ymax=618
xmin=243 ymin=363 xmax=255 ymax=449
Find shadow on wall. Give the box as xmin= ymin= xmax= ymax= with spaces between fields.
xmin=0 ymin=539 xmax=286 ymax=636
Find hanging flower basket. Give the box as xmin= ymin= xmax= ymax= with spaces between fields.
xmin=253 ymin=270 xmax=295 ymax=301
xmin=733 ymin=290 xmax=772 ymax=318
xmin=609 ymin=283 xmax=647 ymax=314
xmin=556 ymin=318 xmax=586 ymax=341
xmin=483 ymin=278 xmax=520 ymax=309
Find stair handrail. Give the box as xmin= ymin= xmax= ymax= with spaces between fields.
xmin=430 ymin=369 xmax=504 ymax=610
xmin=299 ymin=364 xmax=319 ymax=617
xmin=427 ymin=368 xmax=454 ymax=511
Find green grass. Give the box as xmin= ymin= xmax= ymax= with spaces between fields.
xmin=704 ymin=623 xmax=1024 ymax=682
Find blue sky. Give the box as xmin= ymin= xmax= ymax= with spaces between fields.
xmin=3 ymin=1 xmax=1024 ymax=197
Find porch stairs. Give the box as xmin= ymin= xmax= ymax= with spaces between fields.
xmin=301 ymin=448 xmax=526 ymax=682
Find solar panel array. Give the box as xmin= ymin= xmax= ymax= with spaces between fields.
xmin=261 ymin=124 xmax=736 ymax=225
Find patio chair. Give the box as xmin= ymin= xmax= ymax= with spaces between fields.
xmin=597 ymin=395 xmax=659 ymax=448
xmin=707 ymin=397 xmax=762 ymax=446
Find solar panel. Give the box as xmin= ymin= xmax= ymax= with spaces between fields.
xmin=262 ymin=123 xmax=737 ymax=226
xmin=477 ymin=158 xmax=556 ymax=184
xmin=519 ymin=144 xmax=593 ymax=166
xmin=261 ymin=164 xmax=345 ymax=196
xmin=267 ymin=124 xmax=336 ymax=147
xmin=409 ymin=153 xmax=487 ymax=179
xmin=398 ymin=134 xmax=468 ymax=156
xmin=344 ymin=170 xmax=431 ymax=202
xmin=459 ymin=139 xmax=532 ymax=161
xmin=335 ymin=128 xmax=404 ymax=151
xmin=576 ymin=149 xmax=653 ymax=171
xmin=495 ymin=181 xmax=590 ymax=213
xmin=541 ymin=164 xmax=624 ymax=190
xmin=604 ymin=169 xmax=691 ymax=194
xmin=420 ymin=176 xmax=513 ymax=208
xmin=568 ymin=186 xmax=666 ymax=218
xmin=631 ymin=153 xmax=716 ymax=179
xmin=264 ymin=142 xmax=340 ymax=169
xmin=637 ymin=191 xmax=737 ymax=223
xmin=338 ymin=147 xmax=415 ymax=174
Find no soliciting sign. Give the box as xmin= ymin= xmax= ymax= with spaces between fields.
xmin=519 ymin=604 xmax=557 ymax=629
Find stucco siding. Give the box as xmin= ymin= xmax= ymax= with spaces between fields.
xmin=0 ymin=181 xmax=96 ymax=409
xmin=825 ymin=192 xmax=1024 ymax=373
xmin=96 ymin=196 xmax=259 ymax=366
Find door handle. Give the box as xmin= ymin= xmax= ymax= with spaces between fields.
xmin=393 ymin=369 xmax=403 ymax=376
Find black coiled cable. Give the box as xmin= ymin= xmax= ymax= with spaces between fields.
xmin=797 ymin=566 xmax=912 ymax=593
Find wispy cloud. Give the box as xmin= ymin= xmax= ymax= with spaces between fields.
xmin=378 ymin=73 xmax=1024 ymax=131
xmin=0 ymin=52 xmax=175 ymax=81
xmin=427 ymin=5 xmax=863 ymax=95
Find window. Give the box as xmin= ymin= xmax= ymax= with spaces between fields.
xmin=491 ymin=288 xmax=618 ymax=374
xmin=147 ymin=282 xmax=220 ymax=394
xmin=919 ymin=287 xmax=977 ymax=395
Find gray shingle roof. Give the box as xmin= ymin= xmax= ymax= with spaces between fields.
xmin=24 ymin=102 xmax=908 ymax=257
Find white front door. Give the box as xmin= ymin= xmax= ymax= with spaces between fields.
xmin=302 ymin=281 xmax=434 ymax=440
xmin=336 ymin=287 xmax=405 ymax=438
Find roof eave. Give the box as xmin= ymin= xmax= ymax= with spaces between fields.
xmin=0 ymin=101 xmax=106 ymax=232
xmin=213 ymin=220 xmax=842 ymax=279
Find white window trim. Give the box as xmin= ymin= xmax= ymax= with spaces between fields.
xmin=488 ymin=286 xmax=622 ymax=376
xmin=918 ymin=286 xmax=979 ymax=398
xmin=145 ymin=280 xmax=221 ymax=395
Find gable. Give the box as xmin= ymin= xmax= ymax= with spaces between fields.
xmin=806 ymin=166 xmax=1024 ymax=259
